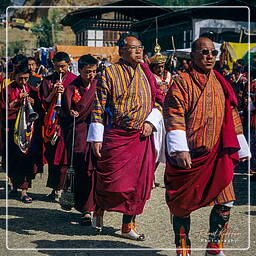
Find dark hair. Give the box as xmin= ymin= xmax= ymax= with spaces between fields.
xmin=236 ymin=59 xmax=244 ymax=65
xmin=233 ymin=66 xmax=243 ymax=74
xmin=28 ymin=57 xmax=37 ymax=63
xmin=78 ymin=54 xmax=98 ymax=69
xmin=12 ymin=54 xmax=28 ymax=65
xmin=116 ymin=33 xmax=139 ymax=48
xmin=53 ymin=52 xmax=70 ymax=63
xmin=14 ymin=64 xmax=30 ymax=75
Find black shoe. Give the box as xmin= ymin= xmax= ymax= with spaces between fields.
xmin=45 ymin=190 xmax=61 ymax=202
xmin=80 ymin=212 xmax=92 ymax=226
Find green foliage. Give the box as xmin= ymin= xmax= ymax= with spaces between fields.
xmin=0 ymin=0 xmax=12 ymax=14
xmin=31 ymin=9 xmax=63 ymax=47
xmin=147 ymin=0 xmax=219 ymax=6
xmin=8 ymin=40 xmax=25 ymax=56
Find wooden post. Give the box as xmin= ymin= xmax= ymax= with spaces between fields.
xmin=239 ymin=29 xmax=243 ymax=43
xmin=52 ymin=23 xmax=55 ymax=45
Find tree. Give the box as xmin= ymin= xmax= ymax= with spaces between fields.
xmin=0 ymin=0 xmax=12 ymax=15
xmin=8 ymin=40 xmax=25 ymax=56
xmin=31 ymin=9 xmax=63 ymax=47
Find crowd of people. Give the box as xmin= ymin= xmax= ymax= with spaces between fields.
xmin=0 ymin=34 xmax=253 ymax=256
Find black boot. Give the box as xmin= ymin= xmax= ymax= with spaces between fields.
xmin=173 ymin=215 xmax=191 ymax=256
xmin=206 ymin=204 xmax=231 ymax=256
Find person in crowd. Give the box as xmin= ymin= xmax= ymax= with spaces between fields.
xmin=40 ymin=51 xmax=77 ymax=201
xmin=250 ymin=69 xmax=256 ymax=181
xmin=149 ymin=50 xmax=173 ymax=95
xmin=0 ymin=65 xmax=41 ymax=203
xmin=219 ymin=64 xmax=231 ymax=81
xmin=163 ymin=37 xmax=250 ymax=256
xmin=61 ymin=55 xmax=98 ymax=225
xmin=87 ymin=34 xmax=164 ymax=240
xmin=27 ymin=57 xmax=43 ymax=89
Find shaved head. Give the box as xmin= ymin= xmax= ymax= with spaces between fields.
xmin=190 ymin=37 xmax=217 ymax=73
xmin=191 ymin=37 xmax=214 ymax=52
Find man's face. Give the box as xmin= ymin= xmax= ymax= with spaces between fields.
xmin=191 ymin=38 xmax=217 ymax=73
xmin=28 ymin=60 xmax=37 ymax=73
xmin=79 ymin=65 xmax=97 ymax=84
xmin=120 ymin=37 xmax=143 ymax=66
xmin=54 ymin=60 xmax=69 ymax=75
xmin=15 ymin=72 xmax=29 ymax=87
xmin=152 ymin=63 xmax=165 ymax=76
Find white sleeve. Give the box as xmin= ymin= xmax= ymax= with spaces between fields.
xmin=166 ymin=130 xmax=189 ymax=154
xmin=237 ymin=134 xmax=251 ymax=159
xmin=145 ymin=108 xmax=162 ymax=131
xmin=87 ymin=123 xmax=104 ymax=142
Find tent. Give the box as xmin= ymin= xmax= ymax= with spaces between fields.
xmin=220 ymin=42 xmax=256 ymax=70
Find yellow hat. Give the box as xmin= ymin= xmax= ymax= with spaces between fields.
xmin=150 ymin=43 xmax=167 ymax=64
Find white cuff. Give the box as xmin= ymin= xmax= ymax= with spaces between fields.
xmin=166 ymin=130 xmax=189 ymax=154
xmin=87 ymin=123 xmax=104 ymax=142
xmin=145 ymin=108 xmax=162 ymax=131
xmin=237 ymin=134 xmax=251 ymax=159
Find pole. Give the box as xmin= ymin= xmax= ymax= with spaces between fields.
xmin=239 ymin=29 xmax=243 ymax=43
xmin=52 ymin=23 xmax=55 ymax=45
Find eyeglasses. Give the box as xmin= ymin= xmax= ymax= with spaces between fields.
xmin=123 ymin=45 xmax=144 ymax=52
xmin=197 ymin=49 xmax=219 ymax=56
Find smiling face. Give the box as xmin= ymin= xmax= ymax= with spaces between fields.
xmin=190 ymin=38 xmax=217 ymax=73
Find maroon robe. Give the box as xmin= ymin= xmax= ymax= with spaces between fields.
xmin=164 ymin=70 xmax=240 ymax=217
xmin=40 ymin=71 xmax=77 ymax=190
xmin=0 ymin=81 xmax=41 ymax=189
xmin=61 ymin=76 xmax=97 ymax=212
xmin=96 ymin=129 xmax=156 ymax=215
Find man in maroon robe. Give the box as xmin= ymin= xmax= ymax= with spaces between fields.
xmin=87 ymin=34 xmax=164 ymax=240
xmin=61 ymin=54 xmax=97 ymax=225
xmin=0 ymin=65 xmax=40 ymax=203
xmin=40 ymin=52 xmax=77 ymax=201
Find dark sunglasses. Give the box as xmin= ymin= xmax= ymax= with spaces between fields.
xmin=197 ymin=49 xmax=219 ymax=56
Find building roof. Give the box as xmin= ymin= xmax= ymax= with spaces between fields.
xmin=60 ymin=0 xmax=172 ymax=26
xmin=132 ymin=0 xmax=255 ymax=31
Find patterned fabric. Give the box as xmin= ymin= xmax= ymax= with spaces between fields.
xmin=153 ymin=70 xmax=173 ymax=94
xmin=164 ymin=69 xmax=243 ymax=154
xmin=91 ymin=63 xmax=153 ymax=130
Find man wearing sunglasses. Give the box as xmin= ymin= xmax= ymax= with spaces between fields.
xmin=163 ymin=37 xmax=250 ymax=256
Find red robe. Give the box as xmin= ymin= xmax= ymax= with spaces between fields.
xmin=40 ymin=71 xmax=77 ymax=190
xmin=61 ymin=76 xmax=97 ymax=212
xmin=164 ymin=70 xmax=240 ymax=217
xmin=0 ymin=81 xmax=41 ymax=189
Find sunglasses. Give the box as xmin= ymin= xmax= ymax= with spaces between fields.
xmin=197 ymin=49 xmax=219 ymax=56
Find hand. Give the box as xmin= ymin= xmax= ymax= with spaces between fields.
xmin=27 ymin=97 xmax=34 ymax=105
xmin=53 ymin=82 xmax=64 ymax=94
xmin=171 ymin=151 xmax=192 ymax=169
xmin=240 ymin=156 xmax=250 ymax=162
xmin=70 ymin=110 xmax=79 ymax=117
xmin=92 ymin=142 xmax=102 ymax=158
xmin=19 ymin=92 xmax=29 ymax=98
xmin=141 ymin=122 xmax=153 ymax=137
